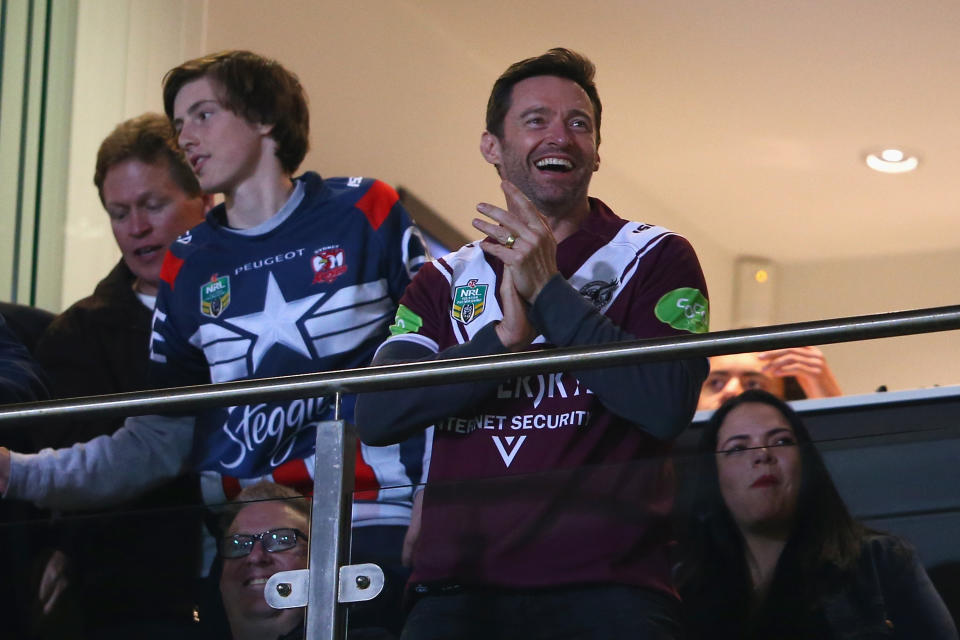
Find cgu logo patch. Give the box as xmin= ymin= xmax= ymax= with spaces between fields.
xmin=451 ymin=279 xmax=488 ymax=325
xmin=655 ymin=287 xmax=709 ymax=334
xmin=312 ymin=247 xmax=347 ymax=284
xmin=200 ymin=274 xmax=231 ymax=318
xmin=390 ymin=304 xmax=423 ymax=336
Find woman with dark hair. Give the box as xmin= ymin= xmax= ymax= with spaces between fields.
xmin=678 ymin=389 xmax=956 ymax=639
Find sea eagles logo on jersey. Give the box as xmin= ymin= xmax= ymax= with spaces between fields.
xmin=578 ymin=279 xmax=618 ymax=310
xmin=311 ymin=247 xmax=347 ymax=284
xmin=176 ymin=230 xmax=193 ymax=244
xmin=201 ymin=274 xmax=231 ymax=318
xmin=452 ymin=279 xmax=488 ymax=325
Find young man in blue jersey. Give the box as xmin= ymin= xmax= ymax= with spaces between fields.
xmin=2 ymin=50 xmax=426 ymax=635
xmin=356 ymin=49 xmax=709 ymax=639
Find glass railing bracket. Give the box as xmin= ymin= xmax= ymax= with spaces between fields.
xmin=338 ymin=562 xmax=385 ymax=603
xmin=266 ymin=568 xmax=310 ymax=609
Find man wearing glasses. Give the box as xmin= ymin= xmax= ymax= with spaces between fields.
xmin=218 ymin=482 xmax=310 ymax=640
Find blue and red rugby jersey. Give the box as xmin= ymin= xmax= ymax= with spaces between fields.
xmin=150 ymin=172 xmax=429 ymax=527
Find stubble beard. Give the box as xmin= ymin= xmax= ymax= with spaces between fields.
xmin=500 ymin=159 xmax=592 ymax=220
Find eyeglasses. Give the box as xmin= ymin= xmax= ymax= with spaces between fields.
xmin=219 ymin=528 xmax=308 ymax=559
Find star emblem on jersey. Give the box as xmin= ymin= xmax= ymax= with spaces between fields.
xmin=492 ymin=435 xmax=526 ymax=468
xmin=451 ymin=279 xmax=488 ymax=325
xmin=223 ymin=272 xmax=324 ymax=372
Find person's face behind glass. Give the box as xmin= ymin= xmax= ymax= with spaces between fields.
xmin=698 ymin=353 xmax=786 ymax=411
xmin=715 ymin=402 xmax=802 ymax=532
xmin=102 ymin=158 xmax=206 ymax=296
xmin=220 ymin=501 xmax=309 ymax=635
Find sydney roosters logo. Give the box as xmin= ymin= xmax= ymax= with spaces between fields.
xmin=312 ymin=247 xmax=347 ymax=284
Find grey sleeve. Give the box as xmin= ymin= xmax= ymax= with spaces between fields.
xmin=355 ymin=323 xmax=509 ymax=446
xmin=5 ymin=414 xmax=194 ymax=510
xmin=529 ymin=275 xmax=708 ymax=440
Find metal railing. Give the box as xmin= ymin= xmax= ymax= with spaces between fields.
xmin=2 ymin=305 xmax=960 ymax=639
xmin=2 ymin=305 xmax=960 ymax=425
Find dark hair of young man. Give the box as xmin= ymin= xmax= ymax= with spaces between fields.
xmin=93 ymin=113 xmax=202 ymax=205
xmin=484 ymin=47 xmax=602 ymax=146
xmin=162 ymin=50 xmax=310 ymax=175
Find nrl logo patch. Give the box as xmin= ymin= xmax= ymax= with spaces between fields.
xmin=200 ymin=274 xmax=231 ymax=318
xmin=451 ymin=278 xmax=488 ymax=325
xmin=311 ymin=247 xmax=347 ymax=284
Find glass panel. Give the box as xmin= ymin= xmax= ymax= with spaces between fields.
xmin=0 ymin=0 xmax=75 ymax=307
xmin=2 ymin=380 xmax=959 ymax=639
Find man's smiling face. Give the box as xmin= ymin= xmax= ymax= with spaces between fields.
xmin=219 ymin=500 xmax=309 ymax=622
xmin=481 ymin=75 xmax=600 ymax=217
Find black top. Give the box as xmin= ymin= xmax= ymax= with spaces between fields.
xmin=681 ymin=534 xmax=958 ymax=639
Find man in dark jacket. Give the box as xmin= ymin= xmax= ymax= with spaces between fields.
xmin=29 ymin=113 xmax=209 ymax=637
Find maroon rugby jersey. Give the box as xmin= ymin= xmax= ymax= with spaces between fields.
xmin=382 ymin=198 xmax=709 ymax=594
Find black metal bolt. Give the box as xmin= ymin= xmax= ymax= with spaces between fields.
xmin=356 ymin=575 xmax=371 ymax=590
xmin=277 ymin=583 xmax=292 ymax=597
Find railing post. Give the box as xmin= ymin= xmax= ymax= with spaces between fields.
xmin=304 ymin=406 xmax=355 ymax=639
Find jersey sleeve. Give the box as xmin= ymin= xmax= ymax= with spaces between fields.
xmin=382 ymin=260 xmax=451 ymax=353
xmin=621 ymin=234 xmax=709 ymax=339
xmin=146 ymin=251 xmax=211 ymax=392
xmin=357 ymin=180 xmax=428 ymax=304
xmin=530 ymin=234 xmax=709 ymax=439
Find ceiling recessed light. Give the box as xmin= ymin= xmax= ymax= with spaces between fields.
xmin=865 ymin=148 xmax=919 ymax=174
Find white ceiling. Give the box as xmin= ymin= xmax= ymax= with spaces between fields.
xmin=414 ymin=0 xmax=960 ymax=263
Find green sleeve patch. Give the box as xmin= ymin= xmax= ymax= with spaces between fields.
xmin=389 ymin=304 xmax=424 ymax=336
xmin=654 ymin=288 xmax=709 ymax=334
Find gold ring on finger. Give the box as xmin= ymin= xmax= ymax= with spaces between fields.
xmin=504 ymin=234 xmax=516 ymax=249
